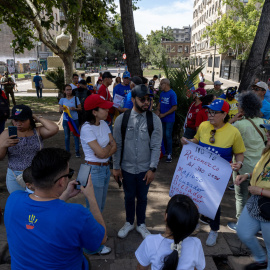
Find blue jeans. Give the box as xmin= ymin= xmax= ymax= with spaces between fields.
xmin=6 ymin=168 xmax=26 ymax=194
xmin=237 ymin=206 xmax=270 ymax=268
xmin=85 ymin=164 xmax=110 ymax=213
xmin=0 ymin=120 xmax=5 ymax=134
xmin=62 ymin=120 xmax=80 ymax=154
xmin=162 ymin=122 xmax=174 ymax=155
xmin=35 ymin=86 xmax=42 ymax=98
xmin=122 ymin=170 xmax=150 ymax=226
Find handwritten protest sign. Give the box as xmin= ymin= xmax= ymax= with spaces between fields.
xmin=169 ymin=142 xmax=232 ymax=220
xmin=113 ymin=94 xmax=125 ymax=108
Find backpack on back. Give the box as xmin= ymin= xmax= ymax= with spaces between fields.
xmin=120 ymin=109 xmax=154 ymax=164
xmin=0 ymin=91 xmax=10 ymax=121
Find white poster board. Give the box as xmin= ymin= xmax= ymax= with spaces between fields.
xmin=169 ymin=142 xmax=232 ymax=220
xmin=7 ymin=59 xmax=15 ymax=74
xmin=113 ymin=93 xmax=125 ymax=108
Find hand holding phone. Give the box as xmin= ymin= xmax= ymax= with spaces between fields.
xmin=8 ymin=126 xmax=17 ymax=139
xmin=75 ymin=164 xmax=91 ymax=190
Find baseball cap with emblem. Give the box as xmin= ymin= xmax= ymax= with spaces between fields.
xmin=9 ymin=105 xmax=33 ymax=120
xmin=84 ymin=94 xmax=113 ymax=111
xmin=123 ymin=71 xmax=131 ymax=78
xmin=203 ymin=99 xmax=230 ymax=113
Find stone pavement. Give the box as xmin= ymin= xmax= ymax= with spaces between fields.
xmin=0 ymin=152 xmax=266 ymax=270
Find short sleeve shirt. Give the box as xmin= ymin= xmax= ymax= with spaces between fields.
xmin=195 ymin=109 xmax=208 ymax=128
xmin=59 ymin=97 xmax=80 ymax=120
xmin=135 ymin=234 xmax=205 ymax=270
xmin=194 ymin=121 xmax=246 ymax=162
xmin=186 ymin=102 xmax=202 ymax=130
xmin=261 ymin=99 xmax=270 ymax=120
xmin=113 ymin=83 xmax=131 ymax=98
xmin=159 ymin=89 xmax=177 ymax=122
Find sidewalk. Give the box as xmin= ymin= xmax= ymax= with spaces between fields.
xmin=0 ymin=119 xmax=264 ymax=269
xmin=204 ymin=74 xmax=240 ymax=89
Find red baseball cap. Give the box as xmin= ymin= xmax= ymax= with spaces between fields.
xmin=84 ymin=94 xmax=113 ymax=111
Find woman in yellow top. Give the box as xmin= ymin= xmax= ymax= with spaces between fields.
xmin=181 ymin=99 xmax=245 ymax=247
xmin=236 ymin=123 xmax=270 ymax=270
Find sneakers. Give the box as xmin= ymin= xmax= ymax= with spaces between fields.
xmin=245 ymin=261 xmax=268 ymax=270
xmin=227 ymin=222 xmax=237 ymax=232
xmin=206 ymin=230 xmax=218 ymax=246
xmin=118 ymin=222 xmax=134 ymax=238
xmin=199 ymin=215 xmax=211 ymax=225
xmin=136 ymin=224 xmax=151 ymax=239
xmin=166 ymin=154 xmax=172 ymax=163
xmin=228 ymin=184 xmax=235 ymax=190
xmin=83 ymin=245 xmax=111 ymax=255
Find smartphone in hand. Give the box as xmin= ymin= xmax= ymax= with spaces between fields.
xmin=75 ymin=164 xmax=91 ymax=190
xmin=8 ymin=126 xmax=17 ymax=139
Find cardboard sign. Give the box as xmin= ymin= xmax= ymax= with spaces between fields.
xmin=169 ymin=142 xmax=232 ymax=220
xmin=113 ymin=94 xmax=125 ymax=108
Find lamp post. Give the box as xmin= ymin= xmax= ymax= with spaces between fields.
xmin=10 ymin=43 xmax=16 ymax=73
xmin=93 ymin=49 xmax=96 ymax=68
xmin=212 ymin=44 xmax=216 ymax=82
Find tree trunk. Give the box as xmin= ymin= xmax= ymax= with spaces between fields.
xmin=119 ymin=0 xmax=142 ymax=76
xmin=239 ymin=0 xmax=270 ymax=92
xmin=61 ymin=53 xmax=74 ymax=84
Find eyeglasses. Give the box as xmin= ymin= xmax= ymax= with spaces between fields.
xmin=54 ymin=168 xmax=75 ymax=184
xmin=253 ymin=87 xmax=264 ymax=92
xmin=207 ymin=110 xmax=224 ymax=117
xmin=138 ymin=96 xmax=151 ymax=103
xmin=209 ymin=130 xmax=216 ymax=144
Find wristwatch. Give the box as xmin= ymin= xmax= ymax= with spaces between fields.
xmin=149 ymin=167 xmax=156 ymax=173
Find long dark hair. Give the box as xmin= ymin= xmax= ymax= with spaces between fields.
xmin=162 ymin=195 xmax=199 ymax=270
xmin=82 ymin=108 xmax=99 ymax=125
xmin=63 ymin=84 xmax=73 ymax=98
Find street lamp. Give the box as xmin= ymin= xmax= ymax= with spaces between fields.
xmin=36 ymin=41 xmax=42 ymax=73
xmin=10 ymin=43 xmax=16 ymax=73
xmin=93 ymin=49 xmax=96 ymax=68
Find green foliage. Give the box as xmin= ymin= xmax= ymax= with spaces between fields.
xmin=139 ymin=27 xmax=174 ymax=67
xmin=45 ymin=67 xmax=65 ymax=95
xmin=74 ymin=45 xmax=87 ymax=64
xmin=161 ymin=56 xmax=205 ymax=140
xmin=203 ymin=0 xmax=264 ymax=60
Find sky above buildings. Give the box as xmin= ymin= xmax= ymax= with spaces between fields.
xmin=115 ymin=0 xmax=194 ymax=38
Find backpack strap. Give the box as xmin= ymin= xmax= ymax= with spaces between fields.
xmin=146 ymin=110 xmax=154 ymax=137
xmin=120 ymin=109 xmax=132 ymax=164
xmin=247 ymin=119 xmax=265 ymax=143
xmin=74 ymin=95 xmax=78 ymax=108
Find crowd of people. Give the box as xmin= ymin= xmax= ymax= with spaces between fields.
xmin=1 ymin=70 xmax=270 ymax=270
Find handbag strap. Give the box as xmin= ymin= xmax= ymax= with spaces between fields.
xmin=247 ymin=119 xmax=265 ymax=142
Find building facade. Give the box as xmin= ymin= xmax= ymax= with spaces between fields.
xmin=162 ymin=26 xmax=191 ymax=64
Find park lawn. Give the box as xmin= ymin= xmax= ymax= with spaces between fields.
xmin=143 ymin=68 xmax=164 ymax=78
xmin=15 ymin=97 xmax=59 ymax=113
xmin=17 ymin=73 xmax=35 ymax=79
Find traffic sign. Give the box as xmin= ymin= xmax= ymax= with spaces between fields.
xmin=123 ymin=54 xmax=127 ymax=60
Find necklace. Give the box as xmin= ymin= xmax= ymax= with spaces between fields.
xmin=32 ymin=193 xmax=56 ymax=200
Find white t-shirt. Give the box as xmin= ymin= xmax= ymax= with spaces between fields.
xmin=70 ymin=83 xmax=78 ymax=90
xmin=135 ymin=234 xmax=205 ymax=270
xmin=80 ymin=121 xmax=111 ymax=162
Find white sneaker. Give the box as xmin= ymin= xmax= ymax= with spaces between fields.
xmin=118 ymin=222 xmax=134 ymax=238
xmin=99 ymin=245 xmax=111 ymax=255
xmin=206 ymin=230 xmax=218 ymax=246
xmin=136 ymin=224 xmax=151 ymax=239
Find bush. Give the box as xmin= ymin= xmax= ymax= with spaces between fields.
xmin=45 ymin=67 xmax=65 ymax=100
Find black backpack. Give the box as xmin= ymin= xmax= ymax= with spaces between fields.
xmin=120 ymin=109 xmax=154 ymax=164
xmin=0 ymin=91 xmax=10 ymax=121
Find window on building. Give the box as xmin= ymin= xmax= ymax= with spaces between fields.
xmin=185 ymin=46 xmax=189 ymax=53
xmin=178 ymin=46 xmax=183 ymax=52
xmin=214 ymin=56 xmax=220 ymax=68
xmin=55 ymin=13 xmax=57 ymax=21
xmin=208 ymin=57 xmax=213 ymax=67
xmin=166 ymin=46 xmax=171 ymax=52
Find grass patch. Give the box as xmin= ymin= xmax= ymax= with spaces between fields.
xmin=143 ymin=68 xmax=164 ymax=78
xmin=15 ymin=97 xmax=59 ymax=113
xmin=17 ymin=73 xmax=35 ymax=79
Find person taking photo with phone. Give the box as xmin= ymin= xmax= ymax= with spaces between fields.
xmin=80 ymin=94 xmax=117 ymax=255
xmin=0 ymin=104 xmax=58 ymax=193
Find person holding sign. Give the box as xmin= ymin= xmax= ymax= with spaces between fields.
xmin=236 ymin=123 xmax=270 ymax=270
xmin=135 ymin=194 xmax=205 ymax=270
xmin=181 ymin=99 xmax=245 ymax=247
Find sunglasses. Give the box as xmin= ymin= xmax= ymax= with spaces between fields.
xmin=54 ymin=168 xmax=75 ymax=184
xmin=138 ymin=96 xmax=151 ymax=103
xmin=207 ymin=110 xmax=224 ymax=117
xmin=253 ymin=87 xmax=264 ymax=92
xmin=209 ymin=130 xmax=216 ymax=144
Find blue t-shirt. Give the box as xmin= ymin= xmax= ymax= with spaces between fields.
xmin=264 ymin=89 xmax=270 ymax=103
xmin=113 ymin=83 xmax=131 ymax=98
xmin=33 ymin=75 xmax=42 ymax=87
xmin=59 ymin=97 xmax=80 ymax=120
xmin=4 ymin=191 xmax=105 ymax=270
xmin=123 ymin=91 xmax=133 ymax=109
xmin=261 ymin=99 xmax=270 ymax=120
xmin=159 ymin=89 xmax=177 ymax=122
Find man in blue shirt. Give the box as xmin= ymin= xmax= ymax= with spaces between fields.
xmin=253 ymin=81 xmax=270 ymax=119
xmin=4 ymin=148 xmax=107 ymax=270
xmin=156 ymin=78 xmax=177 ymax=162
xmin=264 ymin=81 xmax=270 ymax=103
xmin=33 ymin=72 xmax=42 ymax=98
xmin=113 ymin=71 xmax=131 ymax=113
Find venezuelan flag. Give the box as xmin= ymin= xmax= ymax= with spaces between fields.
xmin=63 ymin=105 xmax=80 ymax=137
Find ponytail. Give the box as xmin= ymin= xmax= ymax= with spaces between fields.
xmin=162 ymin=195 xmax=199 ymax=270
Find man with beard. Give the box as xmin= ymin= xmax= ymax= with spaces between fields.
xmin=113 ymin=85 xmax=162 ymax=240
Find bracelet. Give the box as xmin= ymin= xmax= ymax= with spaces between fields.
xmin=244 ymin=173 xmax=251 ymax=179
xmin=261 ymin=188 xmax=264 ymax=196
xmin=237 ymin=161 xmax=243 ymax=168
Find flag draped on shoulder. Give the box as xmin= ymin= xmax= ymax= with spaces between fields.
xmin=63 ymin=105 xmax=80 ymax=137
